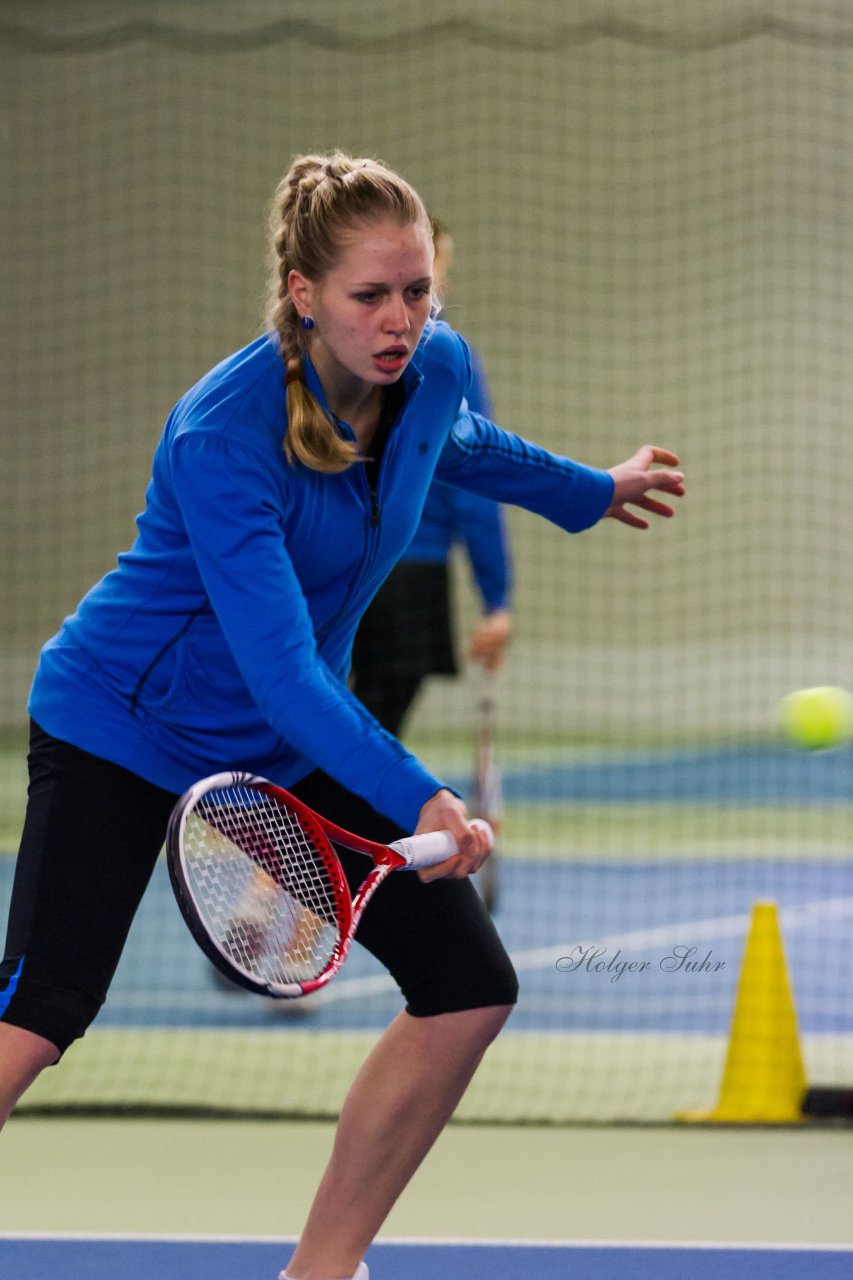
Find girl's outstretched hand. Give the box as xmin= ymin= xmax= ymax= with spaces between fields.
xmin=606 ymin=446 xmax=685 ymax=529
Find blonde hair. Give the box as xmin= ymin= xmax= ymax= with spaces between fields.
xmin=267 ymin=152 xmax=431 ymax=473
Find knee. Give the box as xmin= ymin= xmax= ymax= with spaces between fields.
xmin=0 ymin=1023 xmax=60 ymax=1127
xmin=479 ymin=1001 xmax=515 ymax=1047
xmin=448 ymin=1002 xmax=514 ymax=1050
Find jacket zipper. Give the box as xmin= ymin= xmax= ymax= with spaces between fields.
xmin=315 ymin=422 xmax=395 ymax=649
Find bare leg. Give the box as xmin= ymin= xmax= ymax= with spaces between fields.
xmin=283 ymin=1003 xmax=512 ymax=1280
xmin=0 ymin=1023 xmax=60 ymax=1129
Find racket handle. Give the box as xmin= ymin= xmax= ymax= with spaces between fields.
xmin=391 ymin=819 xmax=494 ymax=870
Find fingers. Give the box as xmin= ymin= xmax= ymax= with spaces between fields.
xmin=636 ymin=445 xmax=681 ymax=469
xmin=635 ymin=494 xmax=677 ymax=518
xmin=609 ymin=492 xmax=678 ymax=527
xmin=414 ymin=790 xmax=493 ymax=882
xmin=416 ymin=821 xmax=492 ymax=883
xmin=606 ymin=443 xmax=685 ymax=529
xmin=648 ymin=471 xmax=685 ymax=494
xmin=625 ymin=447 xmax=685 ymax=493
xmin=608 ymin=507 xmax=650 ymax=530
xmin=417 ymin=853 xmax=468 ymax=883
xmin=453 ymin=818 xmax=492 ymax=870
xmin=417 ymin=849 xmax=493 ymax=883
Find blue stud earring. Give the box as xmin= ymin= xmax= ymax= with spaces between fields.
xmin=300 ymin=316 xmax=315 ymax=331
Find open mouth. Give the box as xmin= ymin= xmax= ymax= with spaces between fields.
xmin=373 ymin=346 xmax=408 ymax=367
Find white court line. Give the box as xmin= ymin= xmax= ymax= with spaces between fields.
xmin=512 ymin=895 xmax=853 ymax=974
xmin=108 ymin=894 xmax=853 ymax=1013
xmin=309 ymin=893 xmax=853 ymax=1007
xmin=0 ymin=1232 xmax=851 ymax=1251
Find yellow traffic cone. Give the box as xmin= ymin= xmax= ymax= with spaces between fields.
xmin=677 ymin=901 xmax=807 ymax=1123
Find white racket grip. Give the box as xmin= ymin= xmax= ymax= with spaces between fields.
xmin=390 ymin=819 xmax=494 ymax=870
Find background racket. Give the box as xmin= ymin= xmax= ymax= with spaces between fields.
xmin=167 ymin=771 xmax=492 ymax=998
xmin=471 ymin=670 xmax=502 ymax=913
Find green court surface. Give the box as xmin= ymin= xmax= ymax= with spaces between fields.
xmin=2 ymin=1118 xmax=852 ymax=1246
xmin=3 ymin=731 xmax=853 ymax=860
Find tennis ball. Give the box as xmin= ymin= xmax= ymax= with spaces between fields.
xmin=780 ymin=686 xmax=853 ymax=751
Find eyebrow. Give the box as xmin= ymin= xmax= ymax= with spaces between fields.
xmin=351 ymin=277 xmax=433 ymax=290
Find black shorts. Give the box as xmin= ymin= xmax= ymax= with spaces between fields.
xmin=0 ymin=723 xmax=517 ymax=1054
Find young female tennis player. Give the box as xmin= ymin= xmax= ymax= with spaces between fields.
xmin=0 ymin=152 xmax=684 ymax=1279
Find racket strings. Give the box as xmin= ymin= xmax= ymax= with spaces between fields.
xmin=182 ymin=785 xmax=342 ymax=986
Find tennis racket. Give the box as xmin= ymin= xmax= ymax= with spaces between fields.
xmin=471 ymin=671 xmax=502 ymax=913
xmin=167 ymin=771 xmax=493 ymax=999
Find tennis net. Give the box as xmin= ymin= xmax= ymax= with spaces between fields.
xmin=1 ymin=0 xmax=851 ymax=1123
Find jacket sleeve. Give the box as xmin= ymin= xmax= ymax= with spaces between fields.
xmin=169 ymin=430 xmax=446 ymax=830
xmin=465 ymin=348 xmax=494 ymax=419
xmin=434 ymin=406 xmax=615 ymax=535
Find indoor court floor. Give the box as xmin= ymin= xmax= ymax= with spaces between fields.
xmin=1 ymin=1117 xmax=851 ymax=1278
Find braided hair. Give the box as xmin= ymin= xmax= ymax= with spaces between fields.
xmin=267 ymin=152 xmax=431 ymax=473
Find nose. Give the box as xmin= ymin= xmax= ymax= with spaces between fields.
xmin=383 ymin=294 xmax=410 ymax=335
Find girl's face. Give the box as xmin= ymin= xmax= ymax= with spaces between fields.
xmin=290 ymin=218 xmax=434 ymax=392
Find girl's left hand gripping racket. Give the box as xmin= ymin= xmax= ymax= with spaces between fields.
xmin=167 ymin=772 xmax=493 ymax=999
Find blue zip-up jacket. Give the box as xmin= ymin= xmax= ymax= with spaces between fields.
xmin=404 ymin=345 xmax=512 ymax=611
xmin=30 ymin=322 xmax=613 ymax=830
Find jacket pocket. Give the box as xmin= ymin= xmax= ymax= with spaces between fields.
xmin=129 ymin=605 xmax=208 ymax=714
xmin=132 ymin=632 xmax=190 ymax=714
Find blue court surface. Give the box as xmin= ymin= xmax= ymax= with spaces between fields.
xmin=1 ymin=744 xmax=851 ymax=1039
xmin=16 ymin=852 xmax=841 ymax=1038
xmin=484 ymin=744 xmax=853 ymax=805
xmin=2 ymin=1236 xmax=852 ymax=1280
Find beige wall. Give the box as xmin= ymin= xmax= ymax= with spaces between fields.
xmin=1 ymin=1 xmax=851 ymax=734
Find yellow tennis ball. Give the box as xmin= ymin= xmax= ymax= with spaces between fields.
xmin=780 ymin=686 xmax=853 ymax=751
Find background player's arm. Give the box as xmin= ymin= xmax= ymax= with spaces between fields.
xmin=446 ymin=485 xmax=513 ymax=671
